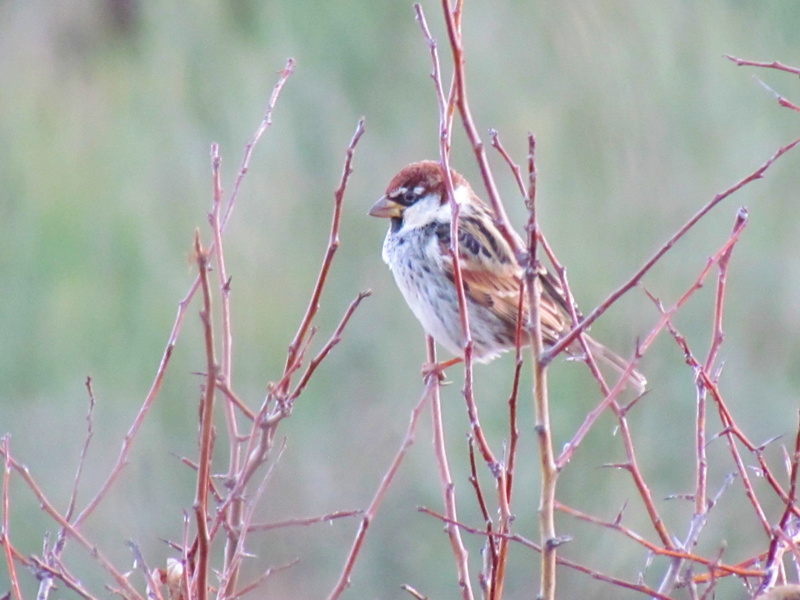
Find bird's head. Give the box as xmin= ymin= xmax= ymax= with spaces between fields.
xmin=368 ymin=161 xmax=468 ymax=231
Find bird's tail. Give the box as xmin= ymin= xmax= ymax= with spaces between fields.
xmin=578 ymin=335 xmax=647 ymax=394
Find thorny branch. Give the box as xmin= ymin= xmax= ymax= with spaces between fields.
xmin=545 ymin=137 xmax=800 ymax=364
xmin=70 ymin=60 xmax=297 ymax=537
xmin=3 ymin=10 xmax=800 ymax=600
xmin=408 ymin=12 xmax=800 ymax=597
xmin=327 ymin=372 xmax=434 ymax=600
xmin=0 ymin=65 xmax=374 ymax=600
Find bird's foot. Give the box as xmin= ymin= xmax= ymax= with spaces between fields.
xmin=421 ymin=357 xmax=463 ymax=385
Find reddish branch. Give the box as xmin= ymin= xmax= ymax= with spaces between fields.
xmin=222 ymin=59 xmax=297 ymax=228
xmin=417 ymin=4 xmax=518 ymax=598
xmin=702 ymin=210 xmax=745 ymax=504
xmin=753 ymin=77 xmax=800 ymax=114
xmin=1 ymin=437 xmax=23 ymax=600
xmin=559 ymin=213 xmax=750 ymax=554
xmin=656 ymin=316 xmax=794 ymax=590
xmin=208 ymin=118 xmax=367 ymax=546
xmin=282 ymin=119 xmax=366 ymax=392
xmin=226 ymin=559 xmax=298 ymax=600
xmin=327 ymin=375 xmax=433 ymax=600
xmin=420 ymin=507 xmax=676 ymax=600
xmin=489 ymin=129 xmax=532 ymax=506
xmin=66 ymin=378 xmax=97 ymax=522
xmin=192 ymin=233 xmax=217 ymax=600
xmin=469 ymin=43 xmax=799 ymax=600
xmin=247 ymin=509 xmax=361 ymax=533
xmin=209 ymin=142 xmax=235 ymax=397
xmin=466 ymin=436 xmax=496 ymax=579
xmin=660 ymin=209 xmax=750 ymax=596
xmin=532 ymin=224 xmax=673 ymax=561
xmin=724 ymin=54 xmax=800 ymax=77
xmin=1 ymin=448 xmax=145 ymax=600
xmin=438 ymin=0 xmax=521 ymax=258
xmin=522 ymin=134 xmax=559 ymax=600
xmin=1 ymin=63 xmax=372 ymax=600
xmin=555 ymin=501 xmax=763 ymax=579
xmin=68 ymin=59 xmax=296 ymax=536
xmin=288 ymin=291 xmax=371 ymax=403
xmin=759 ymin=413 xmax=800 ymax=595
xmin=558 ymin=137 xmax=798 ymax=465
xmin=492 ymin=88 xmax=780 ymax=584
xmin=428 ymin=338 xmax=476 ymax=600
xmin=640 ymin=209 xmax=800 ymax=592
xmin=209 ymin=141 xmax=245 ymax=598
xmin=546 ymin=137 xmax=800 ymax=364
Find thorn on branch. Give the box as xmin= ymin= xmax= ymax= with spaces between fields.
xmin=545 ymin=535 xmax=572 ymax=551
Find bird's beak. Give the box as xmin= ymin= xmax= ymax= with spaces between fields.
xmin=368 ymin=195 xmax=403 ymax=219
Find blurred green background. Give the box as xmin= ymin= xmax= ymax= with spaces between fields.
xmin=2 ymin=1 xmax=800 ymax=598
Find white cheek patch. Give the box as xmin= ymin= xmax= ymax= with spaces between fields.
xmin=401 ymin=192 xmax=444 ymax=230
xmin=401 ymin=183 xmax=471 ymax=231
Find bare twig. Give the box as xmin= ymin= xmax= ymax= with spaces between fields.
xmin=71 ymin=60 xmax=295 ymax=533
xmin=466 ymin=435 xmax=496 ymax=587
xmin=556 ymin=499 xmax=762 ymax=579
xmin=216 ymin=119 xmax=367 ymax=537
xmin=420 ymin=507 xmax=676 ymax=600
xmin=228 ymin=559 xmax=298 ymax=600
xmin=758 ymin=412 xmax=800 ymax=596
xmin=222 ymin=59 xmax=296 ymax=229
xmin=29 ymin=554 xmax=99 ymax=600
xmin=67 ymin=377 xmax=97 ymax=523
xmin=327 ymin=376 xmax=433 ymax=600
xmin=557 ymin=140 xmax=793 ymax=465
xmin=36 ymin=379 xmax=99 ymax=600
xmin=428 ymin=338 xmax=475 ymax=600
xmin=646 ymin=265 xmax=786 ymax=541
xmin=751 ymin=74 xmax=800 ymax=117
xmin=247 ymin=509 xmax=361 ymax=533
xmin=438 ymin=0 xmax=522 ymax=258
xmin=546 ymin=137 xmax=800 ymax=363
xmin=656 ymin=208 xmax=749 ymax=596
xmin=215 ymin=379 xmax=255 ymax=421
xmin=288 ymin=291 xmax=372 ymax=403
xmin=1 ymin=450 xmax=144 ymax=600
xmin=209 ymin=141 xmax=246 ymax=597
xmin=401 ymin=584 xmax=429 ymax=600
xmin=218 ymin=440 xmax=287 ymax=598
xmin=490 ymin=130 xmax=527 ymax=196
xmin=524 ymin=134 xmax=558 ymax=600
xmin=210 ymin=142 xmax=235 ymax=405
xmin=193 ymin=232 xmax=217 ymax=600
xmin=1 ymin=436 xmax=23 ymax=600
xmin=281 ymin=118 xmax=366 ymax=394
xmin=128 ymin=540 xmax=165 ymax=600
xmin=489 ymin=129 xmax=530 ymax=509
xmin=724 ymin=54 xmax=800 ymax=77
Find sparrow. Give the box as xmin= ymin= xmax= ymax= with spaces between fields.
xmin=368 ymin=160 xmax=646 ymax=392
xmin=755 ymin=586 xmax=800 ymax=600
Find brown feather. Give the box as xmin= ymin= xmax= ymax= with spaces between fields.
xmin=434 ymin=186 xmax=567 ymax=347
xmin=373 ymin=160 xmax=647 ymax=392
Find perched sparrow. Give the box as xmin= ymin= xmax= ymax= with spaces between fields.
xmin=369 ymin=160 xmax=646 ymax=392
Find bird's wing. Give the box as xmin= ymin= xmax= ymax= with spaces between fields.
xmin=433 ymin=213 xmax=566 ymax=344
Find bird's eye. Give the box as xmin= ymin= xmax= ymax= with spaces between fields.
xmin=402 ymin=190 xmax=418 ymax=204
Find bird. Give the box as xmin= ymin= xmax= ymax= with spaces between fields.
xmin=368 ymin=160 xmax=646 ymax=392
xmin=755 ymin=586 xmax=800 ymax=600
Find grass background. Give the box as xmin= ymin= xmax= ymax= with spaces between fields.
xmin=2 ymin=1 xmax=800 ymax=598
